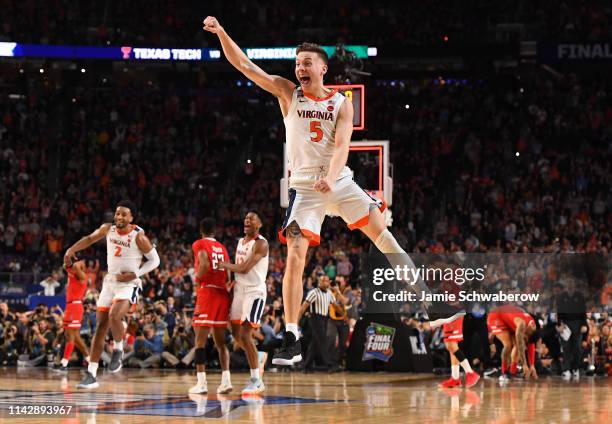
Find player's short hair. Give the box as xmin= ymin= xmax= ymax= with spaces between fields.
xmin=200 ymin=217 xmax=216 ymax=236
xmin=296 ymin=42 xmax=328 ymax=65
xmin=247 ymin=211 xmax=262 ymax=223
xmin=116 ymin=200 xmax=136 ymax=216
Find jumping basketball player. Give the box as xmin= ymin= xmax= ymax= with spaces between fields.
xmin=63 ymin=200 xmax=160 ymax=389
xmin=189 ymin=218 xmax=233 ymax=395
xmin=203 ymin=16 xmax=463 ymax=366
xmin=53 ymin=259 xmax=90 ymax=372
xmin=487 ymin=304 xmax=538 ymax=381
xmin=219 ymin=211 xmax=268 ymax=395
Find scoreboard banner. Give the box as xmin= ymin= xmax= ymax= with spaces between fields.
xmin=325 ymin=84 xmax=365 ymax=130
xmin=538 ymin=41 xmax=612 ymax=63
xmin=0 ymin=42 xmax=374 ymax=62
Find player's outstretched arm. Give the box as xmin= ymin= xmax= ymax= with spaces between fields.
xmin=64 ymin=223 xmax=111 ymax=268
xmin=220 ymin=239 xmax=269 ymax=274
xmin=203 ymin=16 xmax=294 ymax=100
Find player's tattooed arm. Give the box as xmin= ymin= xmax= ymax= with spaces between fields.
xmin=501 ymin=341 xmax=512 ymax=368
xmin=64 ymin=223 xmax=111 ymax=267
xmin=515 ymin=321 xmax=529 ymax=372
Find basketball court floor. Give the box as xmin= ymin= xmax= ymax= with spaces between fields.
xmin=0 ymin=368 xmax=609 ymax=423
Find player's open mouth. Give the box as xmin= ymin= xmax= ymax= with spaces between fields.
xmin=299 ymin=76 xmax=311 ymax=84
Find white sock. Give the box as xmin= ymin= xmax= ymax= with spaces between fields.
xmin=197 ymin=372 xmax=207 ymax=385
xmin=114 ymin=340 xmax=123 ymax=351
xmin=460 ymin=359 xmax=473 ymax=373
xmin=85 ymin=356 xmax=90 ymax=363
xmin=222 ymin=370 xmax=231 ymax=384
xmin=61 ymin=358 xmax=69 ymax=367
xmin=451 ymin=365 xmax=460 ymax=380
xmin=286 ymin=323 xmax=299 ymax=340
xmin=88 ymin=362 xmax=99 ymax=378
xmin=250 ymin=368 xmax=259 ymax=379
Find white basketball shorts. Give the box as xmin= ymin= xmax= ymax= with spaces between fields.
xmin=97 ymin=274 xmax=142 ymax=311
xmin=279 ymin=175 xmax=386 ymax=246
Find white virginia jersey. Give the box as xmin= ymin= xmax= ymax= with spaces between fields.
xmin=106 ymin=225 xmax=145 ymax=275
xmin=235 ymin=235 xmax=268 ymax=290
xmin=284 ymin=87 xmax=346 ymax=173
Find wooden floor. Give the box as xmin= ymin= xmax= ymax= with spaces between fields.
xmin=0 ymin=367 xmax=610 ymax=423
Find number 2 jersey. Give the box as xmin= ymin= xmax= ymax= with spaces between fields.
xmin=106 ymin=224 xmax=146 ymax=275
xmin=192 ymin=237 xmax=229 ymax=290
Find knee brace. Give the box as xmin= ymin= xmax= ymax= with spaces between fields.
xmin=195 ymin=347 xmax=206 ymax=365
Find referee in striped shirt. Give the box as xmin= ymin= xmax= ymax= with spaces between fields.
xmin=299 ymin=274 xmax=347 ymax=372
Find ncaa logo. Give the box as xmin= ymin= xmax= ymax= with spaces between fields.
xmin=367 ymin=326 xmax=375 ymax=336
xmin=327 ymin=105 xmax=334 ymax=111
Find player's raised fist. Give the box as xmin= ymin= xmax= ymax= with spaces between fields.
xmin=313 ymin=177 xmax=333 ymax=193
xmin=203 ymin=16 xmax=223 ymax=34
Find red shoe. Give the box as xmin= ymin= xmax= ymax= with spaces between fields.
xmin=439 ymin=377 xmax=461 ymax=388
xmin=465 ymin=372 xmax=480 ymax=388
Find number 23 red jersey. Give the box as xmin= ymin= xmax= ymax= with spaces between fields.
xmin=192 ymin=237 xmax=229 ymax=290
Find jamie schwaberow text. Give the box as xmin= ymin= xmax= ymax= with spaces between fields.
xmin=372 ymin=290 xmax=540 ymax=303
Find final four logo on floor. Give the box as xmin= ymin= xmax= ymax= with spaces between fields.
xmin=362 ymin=322 xmax=396 ymax=362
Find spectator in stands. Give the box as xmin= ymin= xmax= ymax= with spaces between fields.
xmin=39 ymin=272 xmax=61 ymax=296
xmin=0 ymin=303 xmax=15 ymax=323
xmin=336 ymin=254 xmax=353 ymax=279
xmin=161 ymin=324 xmax=194 ymax=368
xmin=0 ymin=324 xmax=20 ymax=365
xmin=20 ymin=317 xmax=56 ymax=367
xmin=126 ymin=324 xmax=163 ymax=368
